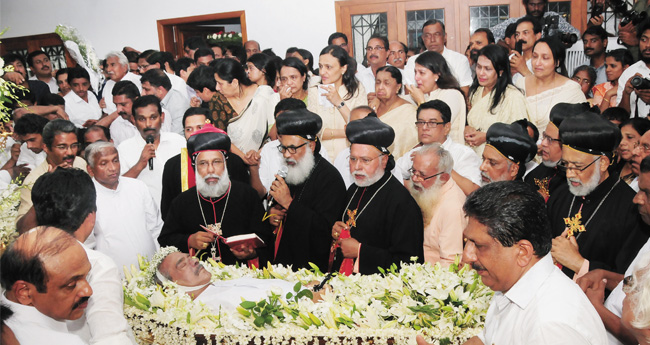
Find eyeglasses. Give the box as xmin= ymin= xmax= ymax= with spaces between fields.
xmin=634 ymin=141 xmax=650 ymax=153
xmin=365 ymin=46 xmax=385 ymax=52
xmin=409 ymin=168 xmax=443 ymax=181
xmin=541 ymin=132 xmax=561 ymax=144
xmin=196 ymin=159 xmax=225 ymax=169
xmin=349 ymin=154 xmax=384 ymax=165
xmin=415 ymin=120 xmax=445 ymax=128
xmin=556 ymin=156 xmax=601 ymax=173
xmin=277 ymin=142 xmax=307 ymax=154
xmin=53 ymin=143 xmax=81 ymax=151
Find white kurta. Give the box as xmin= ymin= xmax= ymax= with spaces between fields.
xmin=64 ymin=91 xmax=102 ymax=128
xmin=166 ymin=71 xmax=190 ymax=100
xmin=67 ymin=244 xmax=136 ymax=345
xmin=196 ymin=278 xmax=296 ymax=312
xmin=16 ymin=143 xmax=46 ymax=171
xmin=616 ymin=60 xmax=650 ymax=118
xmin=258 ymin=139 xmax=329 ymax=191
xmin=102 ymin=72 xmax=142 ymax=114
xmin=109 ymin=116 xmax=140 ymax=146
xmin=227 ymin=85 xmax=278 ymax=154
xmin=160 ymin=88 xmax=190 ymax=136
xmin=93 ymin=177 xmax=163 ymax=274
xmin=479 ymin=254 xmax=608 ymax=345
xmin=117 ymin=131 xmax=186 ymax=207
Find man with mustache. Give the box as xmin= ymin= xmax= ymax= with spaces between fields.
xmin=467 ymin=29 xmax=495 ymax=76
xmin=26 ymin=50 xmax=58 ymax=93
xmin=357 ymin=35 xmax=410 ymax=100
xmin=158 ymin=126 xmax=271 ymax=266
xmin=266 ymin=108 xmax=346 ymax=271
xmin=1 ymin=53 xmax=51 ymax=105
xmin=417 ymin=181 xmax=607 ymax=345
xmin=16 ymin=119 xmax=88 ymax=233
xmin=479 ymin=120 xmax=536 ymax=185
xmin=1 ymin=226 xmax=94 ymax=345
xmin=117 ymin=95 xmax=185 ymax=208
xmin=617 ymin=21 xmax=650 ymax=118
xmin=406 ymin=144 xmax=466 ymax=266
xmin=547 ymin=112 xmax=647 ymax=279
xmin=100 ymin=51 xmax=142 ymax=115
xmin=85 ymin=141 xmax=162 ymax=276
xmin=510 ymin=16 xmax=541 ymax=82
xmin=488 ymin=0 xmax=579 ymax=42
xmin=388 ymin=41 xmax=408 ymax=70
xmin=31 ymin=168 xmax=136 ymax=344
xmin=63 ymin=67 xmax=103 ymax=128
xmin=582 ymin=25 xmax=609 ymax=86
xmin=331 ymin=114 xmax=424 ymax=274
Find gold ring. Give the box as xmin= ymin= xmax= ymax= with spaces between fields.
xmin=203 ymin=243 xmax=208 ymax=248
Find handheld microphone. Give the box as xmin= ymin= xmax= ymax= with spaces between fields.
xmin=265 ymin=165 xmax=289 ymax=211
xmin=146 ymin=135 xmax=154 ymax=170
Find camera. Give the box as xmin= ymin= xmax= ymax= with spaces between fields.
xmin=558 ymin=32 xmax=578 ymax=46
xmin=609 ymin=0 xmax=648 ymax=26
xmin=591 ymin=3 xmax=604 ymax=18
xmin=631 ymin=76 xmax=650 ymax=90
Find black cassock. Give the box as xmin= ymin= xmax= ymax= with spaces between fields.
xmin=272 ymin=154 xmax=347 ymax=271
xmin=158 ymin=181 xmax=272 ymax=265
xmin=332 ymin=171 xmax=424 ymax=274
xmin=524 ymin=164 xmax=565 ymax=201
xmin=160 ymin=152 xmax=249 ymax=220
xmin=547 ymin=174 xmax=649 ymax=276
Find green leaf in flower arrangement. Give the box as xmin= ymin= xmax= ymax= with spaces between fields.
xmin=240 ymin=301 xmax=257 ymax=309
xmin=254 ymin=316 xmax=265 ymax=328
xmin=286 ymin=292 xmax=293 ymax=300
xmin=308 ymin=262 xmax=323 ymax=275
xmin=293 ymin=282 xmax=301 ymax=293
xmin=439 ymin=337 xmax=451 ymax=345
xmin=296 ymin=289 xmax=313 ymax=300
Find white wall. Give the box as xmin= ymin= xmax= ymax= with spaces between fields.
xmin=0 ymin=0 xmax=338 ymax=59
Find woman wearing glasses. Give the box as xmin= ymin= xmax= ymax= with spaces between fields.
xmin=464 ymin=44 xmax=531 ymax=155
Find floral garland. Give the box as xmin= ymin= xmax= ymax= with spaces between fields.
xmin=0 ymin=28 xmax=27 ymax=123
xmin=124 ymin=252 xmax=493 ymax=345
xmin=206 ymin=31 xmax=243 ymax=46
xmin=54 ymin=24 xmax=100 ymax=73
xmin=0 ymin=182 xmax=23 ymax=252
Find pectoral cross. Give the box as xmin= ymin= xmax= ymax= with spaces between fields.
xmin=201 ymin=223 xmax=223 ymax=261
xmin=346 ymin=209 xmax=357 ymax=228
xmin=534 ymin=177 xmax=550 ymax=200
xmin=564 ymin=212 xmax=586 ymax=237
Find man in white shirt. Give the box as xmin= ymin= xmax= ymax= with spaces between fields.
xmin=64 ymin=67 xmax=102 ymax=128
xmin=26 ymin=50 xmax=58 ymax=93
xmin=1 ymin=227 xmax=93 ymax=345
xmin=86 ymin=141 xmax=162 ymax=275
xmin=617 ymin=22 xmax=650 ymax=118
xmin=395 ymin=100 xmax=481 ymax=195
xmin=138 ymin=51 xmax=190 ymax=99
xmin=13 ymin=113 xmax=48 ymax=171
xmin=404 ymin=20 xmax=473 ymax=95
xmin=510 ymin=17 xmax=542 ymax=83
xmin=117 ymin=95 xmax=185 ymax=207
xmin=141 ymin=69 xmax=190 ymax=135
xmin=356 ymin=35 xmax=390 ymax=97
xmin=388 ymin=41 xmax=408 ymax=70
xmin=418 ymin=181 xmax=607 ymax=345
xmin=101 ymin=51 xmax=141 ymax=114
xmin=31 ymin=168 xmax=136 ymax=345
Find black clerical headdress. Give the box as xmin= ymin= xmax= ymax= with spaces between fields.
xmin=346 ymin=113 xmax=395 ymax=155
xmin=559 ymin=111 xmax=620 ymax=158
xmin=549 ymin=102 xmax=591 ymax=130
xmin=276 ymin=109 xmax=322 ymax=141
xmin=486 ymin=120 xmax=537 ymax=164
xmin=187 ymin=124 xmax=231 ymax=165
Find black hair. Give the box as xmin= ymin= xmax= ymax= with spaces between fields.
xmin=505 ymin=22 xmax=518 ymax=39
xmin=620 ymin=118 xmax=650 ymax=136
xmin=469 ymin=44 xmax=513 ymax=114
xmin=262 ymin=48 xmax=276 ymax=57
xmin=2 ymin=53 xmax=26 ymax=68
xmin=184 ymin=36 xmax=208 ymax=50
xmin=55 ymin=67 xmax=69 ymax=79
xmin=141 ymin=68 xmax=172 ymax=91
xmin=124 ymin=50 xmax=139 ymax=63
xmin=281 ymin=57 xmax=310 ymax=90
xmin=33 ymin=168 xmax=97 ymax=234
xmin=137 ymin=49 xmax=157 ymax=62
xmin=83 ymin=124 xmax=111 ymax=145
xmin=606 ymin=48 xmax=634 ymax=68
xmin=523 ymin=0 xmax=548 ymax=4
xmin=112 ymin=80 xmax=140 ymax=100
xmin=368 ymin=34 xmax=389 ymax=50
xmin=637 ymin=19 xmax=650 ymax=40
xmin=226 ymin=45 xmax=247 ymax=64
xmin=417 ymin=99 xmax=451 ymax=123
xmin=214 ymin=58 xmax=253 ymax=87
xmin=174 ymin=57 xmax=196 ymax=77
xmin=319 ymin=45 xmax=359 ymax=100
xmin=286 ymin=47 xmax=299 ymax=55
xmin=247 ymin=53 xmax=277 ymax=86
xmin=66 ymin=66 xmax=90 ymax=84
xmin=328 ymin=32 xmax=348 ymax=45
xmin=526 ymin=120 xmax=539 ymax=142
xmin=14 ymin=113 xmax=49 ymax=136
xmin=42 ymin=119 xmax=77 ymax=149
xmin=582 ymin=25 xmax=609 ymax=41
xmin=572 ymin=65 xmax=597 ymax=91
xmin=295 ymin=49 xmax=315 ymax=74
xmin=602 ymin=107 xmax=630 ymax=123
xmin=160 ymin=51 xmax=176 ymax=71
xmin=422 ymin=19 xmax=445 ymax=33
xmin=463 ymin=181 xmax=552 ymax=256
xmin=515 ymin=16 xmax=542 ymax=34
xmin=145 ymin=52 xmax=167 ymax=70
xmin=194 ymin=47 xmax=215 ymax=64
xmin=274 ymin=98 xmax=307 ymax=117
xmin=182 ymin=107 xmax=213 ymax=127
xmin=641 ymin=155 xmax=650 ymax=173
xmin=376 ymin=65 xmax=403 ymax=93
xmin=473 ymin=28 xmax=495 ymax=44
xmin=132 ymin=95 xmax=162 ymax=115
xmin=187 ymin=65 xmax=216 ymax=92
xmin=533 ymin=36 xmax=567 ymax=76
xmin=40 ymin=93 xmax=65 ymax=107
xmin=26 ymin=50 xmax=48 ymax=68
xmin=414 ymin=51 xmax=463 ymax=93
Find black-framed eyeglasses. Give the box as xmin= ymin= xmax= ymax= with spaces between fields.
xmin=277 ymin=142 xmax=307 ymax=154
xmin=541 ymin=132 xmax=561 ymax=144
xmin=556 ymin=156 xmax=601 ymax=173
xmin=415 ymin=120 xmax=445 ymax=128
xmin=409 ymin=168 xmax=444 ymax=181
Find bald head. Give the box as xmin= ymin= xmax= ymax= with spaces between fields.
xmin=244 ymin=40 xmax=261 ymax=58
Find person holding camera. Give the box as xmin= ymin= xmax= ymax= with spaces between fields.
xmin=617 ymin=21 xmax=650 ymax=118
xmin=490 ymin=0 xmax=580 ymax=42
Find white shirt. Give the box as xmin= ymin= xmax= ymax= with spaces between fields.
xmin=118 ymin=131 xmax=186 ymax=207
xmin=16 ymin=142 xmax=47 ymax=171
xmin=258 ymin=139 xmax=329 ymax=191
xmin=160 ymin=88 xmax=190 ymax=135
xmin=102 ymin=72 xmax=142 ymax=114
xmin=166 ymin=71 xmax=190 ymax=100
xmin=196 ymin=278 xmax=295 ymax=312
xmin=2 ymin=294 xmax=88 ymax=345
xmin=394 ymin=138 xmax=481 ymax=185
xmin=30 ymin=75 xmax=58 ymax=93
xmin=67 ymin=244 xmax=136 ymax=345
xmin=479 ymin=254 xmax=608 ymax=345
xmin=512 ymin=59 xmax=533 ymax=85
xmin=93 ymin=177 xmax=162 ymax=275
xmin=109 ymin=116 xmax=139 ymax=147
xmin=64 ymin=91 xmax=103 ymax=128
xmin=405 ymin=47 xmax=473 ymax=88
xmin=617 ymin=60 xmax=650 ymax=118
xmin=356 ymin=66 xmax=412 ymax=94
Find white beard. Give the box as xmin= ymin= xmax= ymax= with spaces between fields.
xmin=352 ymin=167 xmax=385 ymax=187
xmin=284 ymin=149 xmax=315 ymax=185
xmin=196 ymin=167 xmax=230 ymax=198
xmin=542 ymin=159 xmax=560 ymax=168
xmin=407 ymin=179 xmax=444 ymax=225
xmin=567 ymin=168 xmax=601 ymax=197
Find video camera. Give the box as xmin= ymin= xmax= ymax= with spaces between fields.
xmin=542 ymin=15 xmax=578 ymax=48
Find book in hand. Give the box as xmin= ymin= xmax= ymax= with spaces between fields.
xmin=221 ymin=234 xmax=266 ymax=249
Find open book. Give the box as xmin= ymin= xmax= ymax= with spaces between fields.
xmin=221 ymin=234 xmax=266 ymax=249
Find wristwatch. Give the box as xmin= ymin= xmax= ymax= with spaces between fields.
xmin=336 ymin=101 xmax=345 ymax=110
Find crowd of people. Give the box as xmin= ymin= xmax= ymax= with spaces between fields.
xmin=4 ymin=0 xmax=650 ymax=343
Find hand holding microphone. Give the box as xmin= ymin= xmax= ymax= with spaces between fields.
xmin=146 ymin=135 xmax=155 ymax=170
xmin=265 ymin=165 xmax=289 ymax=211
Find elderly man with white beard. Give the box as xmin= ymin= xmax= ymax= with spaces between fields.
xmin=330 ymin=114 xmax=424 ymax=275
xmin=547 ymin=111 xmax=642 ymax=279
xmin=406 ymin=144 xmax=466 ymax=266
xmin=158 ymin=125 xmax=272 ymax=267
xmin=266 ymin=109 xmax=346 ymax=272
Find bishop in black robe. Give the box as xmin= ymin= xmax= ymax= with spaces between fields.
xmin=524 ymin=164 xmax=565 ymax=201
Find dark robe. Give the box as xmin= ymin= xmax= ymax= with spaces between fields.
xmin=158 ymin=181 xmax=272 ymax=265
xmin=272 ymin=153 xmax=347 ymax=271
xmin=524 ymin=164 xmax=566 ymax=201
xmin=160 ymin=152 xmax=249 ymax=220
xmin=333 ymin=171 xmax=424 ymax=274
xmin=547 ymin=173 xmax=648 ymax=275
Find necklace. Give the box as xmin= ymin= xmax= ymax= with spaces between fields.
xmin=197 ymin=183 xmax=231 ymax=261
xmin=564 ymin=178 xmax=620 ymax=238
xmin=341 ymin=175 xmax=391 ymax=226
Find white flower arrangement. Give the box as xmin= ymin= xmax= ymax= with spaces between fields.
xmin=0 ymin=182 xmax=23 ymax=251
xmin=206 ymin=31 xmax=243 ymax=46
xmin=54 ymin=24 xmax=100 ymax=73
xmin=0 ymin=28 xmax=28 ymax=123
xmin=124 ymin=251 xmax=493 ymax=345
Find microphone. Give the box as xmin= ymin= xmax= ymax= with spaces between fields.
xmin=146 ymin=135 xmax=154 ymax=170
xmin=265 ymin=165 xmax=289 ymax=212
